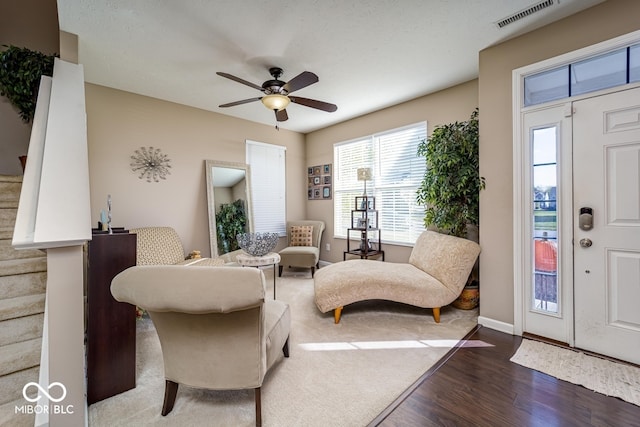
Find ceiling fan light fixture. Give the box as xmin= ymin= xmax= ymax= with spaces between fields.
xmin=261 ymin=94 xmax=290 ymax=111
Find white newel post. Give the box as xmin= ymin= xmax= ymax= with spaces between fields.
xmin=13 ymin=58 xmax=91 ymax=427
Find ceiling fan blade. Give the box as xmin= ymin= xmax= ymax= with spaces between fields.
xmin=289 ymin=96 xmax=337 ymax=112
xmin=216 ymin=72 xmax=264 ymax=91
xmin=283 ymin=71 xmax=318 ymax=93
xmin=275 ymin=109 xmax=288 ymax=122
xmin=219 ymin=97 xmax=262 ymax=108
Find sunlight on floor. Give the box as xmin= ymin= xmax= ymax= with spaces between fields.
xmin=299 ymin=339 xmax=494 ymax=351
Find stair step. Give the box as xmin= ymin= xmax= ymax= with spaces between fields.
xmin=0 ymin=339 xmax=41 ymax=377
xmin=0 ymin=366 xmax=39 ymax=407
xmin=0 ymin=314 xmax=43 ymax=347
xmin=0 ymin=294 xmax=45 ymax=322
xmin=0 ymin=397 xmax=34 ymax=427
xmin=0 ymin=229 xmax=13 ymax=240
xmin=0 ymin=180 xmax=21 ymax=209
xmin=0 ymin=259 xmax=47 ymax=278
xmin=0 ymin=175 xmax=22 ymax=183
xmin=0 ymin=272 xmax=46 ymax=300
xmin=0 ymin=240 xmax=45 ymax=262
xmin=0 ymin=209 xmax=17 ymax=231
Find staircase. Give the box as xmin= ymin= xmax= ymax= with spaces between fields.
xmin=0 ymin=175 xmax=47 ymax=426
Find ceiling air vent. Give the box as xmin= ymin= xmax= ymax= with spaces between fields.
xmin=495 ymin=0 xmax=554 ymax=28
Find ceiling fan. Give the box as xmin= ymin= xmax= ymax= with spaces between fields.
xmin=217 ymin=67 xmax=337 ymax=122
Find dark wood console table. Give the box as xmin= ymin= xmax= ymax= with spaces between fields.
xmin=86 ymin=231 xmax=137 ymax=404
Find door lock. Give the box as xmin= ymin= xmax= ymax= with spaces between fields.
xmin=579 ymin=238 xmax=593 ymax=248
xmin=579 ymin=207 xmax=593 ymax=231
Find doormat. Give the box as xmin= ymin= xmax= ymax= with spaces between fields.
xmin=510 ymin=339 xmax=640 ymax=407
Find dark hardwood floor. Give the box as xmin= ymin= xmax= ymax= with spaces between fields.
xmin=370 ymin=326 xmax=640 ymax=427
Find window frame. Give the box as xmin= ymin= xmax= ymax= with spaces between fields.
xmin=333 ymin=122 xmax=427 ymax=246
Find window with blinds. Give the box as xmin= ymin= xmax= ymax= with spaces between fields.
xmin=246 ymin=140 xmax=287 ymax=236
xmin=333 ymin=122 xmax=427 ymax=245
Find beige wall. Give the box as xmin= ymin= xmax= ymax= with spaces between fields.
xmin=85 ymin=84 xmax=306 ymax=258
xmin=478 ymin=0 xmax=640 ymax=326
xmin=0 ymin=0 xmax=59 ymax=175
xmin=306 ymin=79 xmax=479 ymax=263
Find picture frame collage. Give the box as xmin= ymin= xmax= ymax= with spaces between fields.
xmin=308 ymin=164 xmax=332 ymax=200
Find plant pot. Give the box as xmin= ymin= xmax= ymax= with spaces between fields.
xmin=452 ymin=286 xmax=479 ymax=310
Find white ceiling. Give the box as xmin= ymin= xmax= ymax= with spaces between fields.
xmin=57 ymin=0 xmax=603 ymax=133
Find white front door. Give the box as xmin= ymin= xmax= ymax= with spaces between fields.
xmin=573 ymin=87 xmax=640 ymax=365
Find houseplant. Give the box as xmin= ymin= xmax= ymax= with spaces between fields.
xmin=0 ymin=45 xmax=56 ymax=123
xmin=416 ymin=108 xmax=485 ymax=308
xmin=215 ymin=199 xmax=247 ymax=254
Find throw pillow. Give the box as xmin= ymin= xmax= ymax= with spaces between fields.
xmin=290 ymin=225 xmax=313 ymax=246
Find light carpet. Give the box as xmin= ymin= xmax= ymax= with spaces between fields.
xmin=510 ymin=339 xmax=640 ymax=407
xmin=89 ymin=271 xmax=478 ymax=426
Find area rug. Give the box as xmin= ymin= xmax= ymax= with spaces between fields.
xmin=510 ymin=339 xmax=640 ymax=406
xmin=89 ymin=270 xmax=478 ymax=426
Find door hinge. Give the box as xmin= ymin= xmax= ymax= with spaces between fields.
xmin=564 ymin=104 xmax=574 ymax=117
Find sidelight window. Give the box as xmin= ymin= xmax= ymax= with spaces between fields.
xmin=531 ymin=126 xmax=558 ymax=313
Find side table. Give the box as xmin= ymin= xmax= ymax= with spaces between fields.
xmin=236 ymin=252 xmax=281 ymax=299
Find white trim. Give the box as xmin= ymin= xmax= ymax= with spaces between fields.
xmin=512 ymin=30 xmax=640 ymax=338
xmin=478 ymin=316 xmax=514 ymax=335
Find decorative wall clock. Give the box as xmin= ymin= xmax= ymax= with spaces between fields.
xmin=130 ymin=146 xmax=171 ymax=182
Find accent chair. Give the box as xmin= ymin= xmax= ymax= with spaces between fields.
xmin=110 ymin=265 xmax=291 ymax=427
xmin=278 ymin=220 xmax=325 ymax=278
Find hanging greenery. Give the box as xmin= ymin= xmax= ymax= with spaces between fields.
xmin=416 ymin=108 xmax=485 ymax=238
xmin=0 ymin=45 xmax=56 ymax=123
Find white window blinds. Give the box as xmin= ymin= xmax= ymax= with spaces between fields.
xmin=246 ymin=140 xmax=286 ymax=236
xmin=333 ymin=122 xmax=427 ymax=245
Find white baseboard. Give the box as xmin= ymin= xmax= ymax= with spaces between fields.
xmin=318 ymin=260 xmax=332 ymax=267
xmin=478 ymin=316 xmax=515 ymax=335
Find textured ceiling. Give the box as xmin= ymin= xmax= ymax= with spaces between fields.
xmin=57 ymin=0 xmax=603 ymax=133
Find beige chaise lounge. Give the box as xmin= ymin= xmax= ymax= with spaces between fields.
xmin=314 ymin=230 xmax=480 ymax=323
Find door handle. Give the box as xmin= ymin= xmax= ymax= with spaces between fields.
xmin=580 ymin=238 xmax=593 ymax=248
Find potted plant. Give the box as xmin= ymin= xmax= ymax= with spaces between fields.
xmin=416 ymin=108 xmax=485 ymax=308
xmin=0 ymin=45 xmax=56 ymax=170
xmin=215 ymin=199 xmax=247 ymax=254
xmin=0 ymin=45 xmax=56 ymax=122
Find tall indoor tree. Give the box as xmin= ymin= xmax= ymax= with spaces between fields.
xmin=416 ymin=108 xmax=485 ymax=238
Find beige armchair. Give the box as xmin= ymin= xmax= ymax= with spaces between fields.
xmin=278 ymin=220 xmax=325 ymax=278
xmin=129 ymin=226 xmax=233 ymax=266
xmin=110 ymin=265 xmax=291 ymax=426
xmin=129 ymin=226 xmax=189 ymax=265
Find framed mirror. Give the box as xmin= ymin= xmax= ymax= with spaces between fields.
xmin=205 ymin=160 xmax=253 ymax=257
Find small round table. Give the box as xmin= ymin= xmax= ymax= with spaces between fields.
xmin=236 ymin=252 xmax=281 ymax=299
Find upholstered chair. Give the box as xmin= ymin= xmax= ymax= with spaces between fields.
xmin=278 ymin=220 xmax=325 ymax=278
xmin=129 ymin=227 xmax=188 ymax=265
xmin=110 ymin=265 xmax=291 ymax=427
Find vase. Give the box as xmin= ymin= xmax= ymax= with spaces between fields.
xmin=452 ymin=286 xmax=479 ymax=310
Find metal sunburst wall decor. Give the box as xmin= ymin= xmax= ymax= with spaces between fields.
xmin=130 ymin=146 xmax=172 ymax=182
